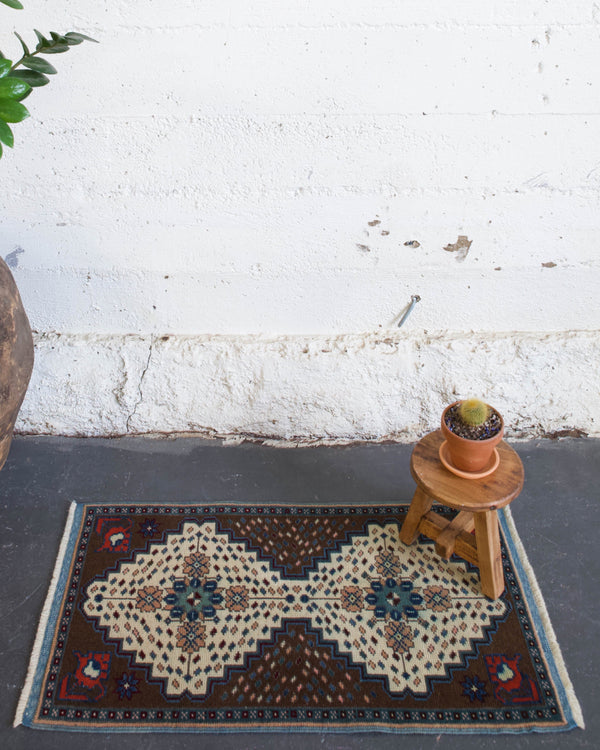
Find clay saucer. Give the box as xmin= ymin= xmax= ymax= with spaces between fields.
xmin=439 ymin=440 xmax=500 ymax=479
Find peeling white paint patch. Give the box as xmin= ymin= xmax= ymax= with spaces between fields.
xmin=16 ymin=331 xmax=600 ymax=443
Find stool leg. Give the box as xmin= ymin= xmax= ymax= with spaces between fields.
xmin=473 ymin=510 xmax=504 ymax=599
xmin=400 ymin=487 xmax=433 ymax=545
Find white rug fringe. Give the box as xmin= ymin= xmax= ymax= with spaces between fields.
xmin=502 ymin=507 xmax=585 ymax=729
xmin=13 ymin=501 xmax=78 ymax=727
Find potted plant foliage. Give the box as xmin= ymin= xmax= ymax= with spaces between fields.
xmin=0 ymin=0 xmax=96 ymax=157
xmin=440 ymin=398 xmax=504 ymax=476
xmin=0 ymin=0 xmax=96 ymax=468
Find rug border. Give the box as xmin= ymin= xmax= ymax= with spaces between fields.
xmin=14 ymin=501 xmax=82 ymax=728
xmin=14 ymin=501 xmax=584 ymax=734
xmin=498 ymin=507 xmax=584 ymax=730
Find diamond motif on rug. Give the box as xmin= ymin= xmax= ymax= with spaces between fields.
xmin=82 ymin=520 xmax=505 ymax=697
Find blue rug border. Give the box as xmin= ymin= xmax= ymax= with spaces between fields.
xmin=497 ymin=508 xmax=582 ymax=732
xmin=20 ymin=502 xmax=86 ymax=728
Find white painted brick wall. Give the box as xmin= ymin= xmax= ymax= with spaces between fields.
xmin=1 ymin=2 xmax=599 ymax=440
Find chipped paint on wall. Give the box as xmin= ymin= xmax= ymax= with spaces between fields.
xmin=444 ymin=236 xmax=472 ymax=262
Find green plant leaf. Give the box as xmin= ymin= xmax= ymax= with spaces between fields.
xmin=0 ymin=119 xmax=14 ymax=148
xmin=0 ymin=77 xmax=31 ymax=100
xmin=33 ymin=29 xmax=50 ymax=50
xmin=0 ymin=0 xmax=24 ymax=9
xmin=14 ymin=32 xmax=30 ymax=57
xmin=41 ymin=44 xmax=70 ymax=54
xmin=21 ymin=56 xmax=57 ymax=74
xmin=33 ymin=31 xmax=74 ymax=54
xmin=50 ymin=32 xmax=68 ymax=44
xmin=0 ymin=97 xmax=29 ymax=122
xmin=0 ymin=59 xmax=11 ymax=78
xmin=8 ymin=68 xmax=49 ymax=87
xmin=64 ymin=34 xmax=83 ymax=46
xmin=64 ymin=32 xmax=98 ymax=44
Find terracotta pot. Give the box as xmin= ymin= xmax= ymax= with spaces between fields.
xmin=0 ymin=257 xmax=34 ymax=471
xmin=441 ymin=401 xmax=504 ymax=473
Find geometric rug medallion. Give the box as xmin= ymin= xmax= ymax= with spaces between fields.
xmin=15 ymin=503 xmax=583 ymax=733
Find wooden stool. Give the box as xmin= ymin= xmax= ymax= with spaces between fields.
xmin=400 ymin=430 xmax=524 ymax=599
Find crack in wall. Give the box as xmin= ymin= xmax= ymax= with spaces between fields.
xmin=125 ymin=337 xmax=155 ymax=433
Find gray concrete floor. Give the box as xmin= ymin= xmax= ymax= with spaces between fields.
xmin=0 ymin=435 xmax=597 ymax=749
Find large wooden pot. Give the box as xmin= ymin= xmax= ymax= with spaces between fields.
xmin=0 ymin=257 xmax=34 ymax=470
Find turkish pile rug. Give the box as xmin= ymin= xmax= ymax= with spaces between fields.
xmin=15 ymin=502 xmax=583 ymax=734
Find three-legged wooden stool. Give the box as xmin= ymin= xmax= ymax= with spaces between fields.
xmin=400 ymin=430 xmax=524 ymax=599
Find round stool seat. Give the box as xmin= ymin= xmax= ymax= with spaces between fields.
xmin=411 ymin=430 xmax=524 ymax=512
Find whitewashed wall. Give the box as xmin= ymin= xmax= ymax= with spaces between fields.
xmin=1 ymin=1 xmax=599 ymax=441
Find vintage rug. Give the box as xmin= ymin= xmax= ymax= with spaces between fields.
xmin=15 ymin=502 xmax=583 ymax=734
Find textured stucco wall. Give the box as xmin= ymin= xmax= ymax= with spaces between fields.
xmin=19 ymin=330 xmax=599 ymax=442
xmin=1 ymin=1 xmax=599 ymax=441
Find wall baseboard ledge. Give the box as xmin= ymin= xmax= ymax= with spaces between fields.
xmin=17 ymin=330 xmax=600 ymax=442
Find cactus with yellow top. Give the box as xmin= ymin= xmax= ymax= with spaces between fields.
xmin=458 ymin=398 xmax=490 ymax=428
xmin=444 ymin=397 xmax=502 ymax=442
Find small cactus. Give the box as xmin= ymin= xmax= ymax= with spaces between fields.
xmin=458 ymin=398 xmax=489 ymax=427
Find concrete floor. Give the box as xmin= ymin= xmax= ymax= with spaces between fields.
xmin=0 ymin=435 xmax=597 ymax=749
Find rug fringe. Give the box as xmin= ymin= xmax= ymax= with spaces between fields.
xmin=13 ymin=501 xmax=78 ymax=728
xmin=501 ymin=507 xmax=585 ymax=730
